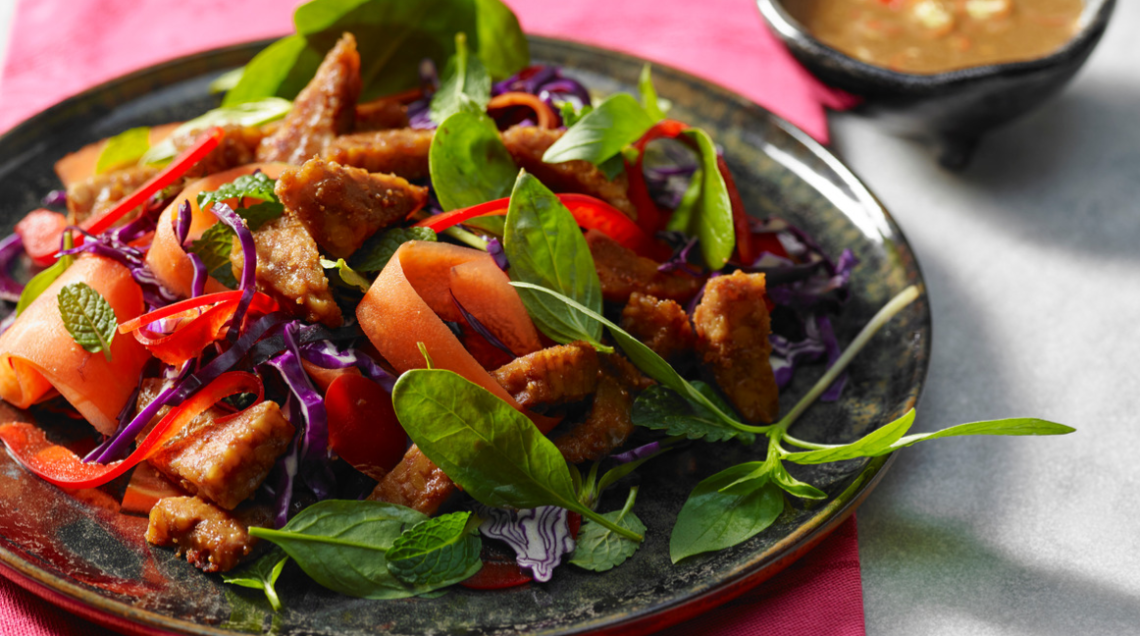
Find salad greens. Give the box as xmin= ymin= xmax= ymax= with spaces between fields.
xmin=221 ymin=550 xmax=289 ymax=612
xmin=57 ymin=282 xmax=117 ymax=361
xmin=351 ymin=226 xmax=438 ymax=272
xmin=569 ymin=487 xmax=645 ymax=572
xmin=386 ymin=511 xmax=483 ymax=586
xmin=187 ymin=176 xmax=286 ymax=289
xmin=15 ymin=232 xmax=73 ymax=316
xmin=666 ymin=129 xmax=734 ymax=270
xmin=541 ymin=93 xmax=656 ymax=166
xmin=428 ymin=110 xmax=517 ymax=215
xmin=140 ymin=98 xmax=293 ymax=165
xmin=95 ymin=127 xmax=150 ymax=174
xmin=429 ymin=33 xmax=492 ymax=124
xmin=225 ymin=0 xmax=528 ymax=106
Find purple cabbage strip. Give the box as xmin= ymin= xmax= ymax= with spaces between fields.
xmin=267 ymin=323 xmax=329 ymax=464
xmin=209 ymin=203 xmax=256 ymax=342
xmin=768 ymin=326 xmax=828 ymax=389
xmin=657 ymin=236 xmax=702 ymax=277
xmin=0 ymin=233 xmax=26 ymax=302
xmin=0 ymin=311 xmax=16 ymax=338
xmin=611 ymin=441 xmax=661 ymax=464
xmin=175 ymin=200 xmax=193 ymax=245
xmin=450 ymin=290 xmax=516 ymax=359
xmin=479 ymin=505 xmax=575 ymax=582
xmin=168 ymin=312 xmax=288 ymax=404
xmin=766 ymin=248 xmax=857 ymax=312
xmin=272 ymin=397 xmax=302 ymax=528
xmin=187 ymin=252 xmax=207 ymax=298
xmin=41 ymin=190 xmax=68 ymax=208
xmin=59 ymin=226 xmax=178 ymax=308
xmin=815 ymin=315 xmax=848 ymax=402
xmin=297 ymin=340 xmax=396 ymax=392
xmin=90 ymin=359 xmax=194 ymax=463
xmin=486 ymin=237 xmax=509 ymax=271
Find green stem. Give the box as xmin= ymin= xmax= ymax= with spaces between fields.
xmin=774 ymin=285 xmax=921 ymax=434
xmin=779 ymin=433 xmax=842 ymax=451
xmin=577 ymin=504 xmax=644 ymax=542
xmin=443 ymin=225 xmax=488 ymax=250
xmin=615 ymin=486 xmax=639 ymax=524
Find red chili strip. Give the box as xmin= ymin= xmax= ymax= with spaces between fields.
xmin=0 ymin=372 xmax=263 ymax=490
xmin=716 ymin=155 xmax=756 ymax=265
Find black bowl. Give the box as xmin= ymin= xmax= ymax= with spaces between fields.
xmin=757 ymin=0 xmax=1116 ymax=168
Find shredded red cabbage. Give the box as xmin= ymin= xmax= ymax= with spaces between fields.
xmin=60 ymin=227 xmax=178 ymax=308
xmin=168 ymin=312 xmax=288 ymax=404
xmin=0 ymin=233 xmax=26 ymax=302
xmin=88 ymin=358 xmax=194 ymax=463
xmin=492 ymin=65 xmax=592 ymax=124
xmin=486 ymin=237 xmax=509 ymax=271
xmin=187 ymin=252 xmax=207 ymax=298
xmin=657 ymin=236 xmax=702 ymax=277
xmin=41 ymin=190 xmax=68 ymax=208
xmin=479 ymin=505 xmax=575 ymax=582
xmin=450 ymin=290 xmax=516 ymax=359
xmin=297 ymin=340 xmax=396 ymax=392
xmin=611 ymin=441 xmax=661 ymax=464
xmin=209 ymin=203 xmax=257 ymax=341
xmin=815 ymin=315 xmax=847 ymax=402
xmin=267 ymin=323 xmax=329 ymax=465
xmin=175 ymin=200 xmax=193 ymax=245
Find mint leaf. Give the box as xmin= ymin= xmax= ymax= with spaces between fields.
xmin=237 ymin=201 xmax=285 ymax=232
xmin=430 ymin=33 xmax=492 ymax=124
xmin=142 ymin=98 xmax=292 ymax=164
xmin=188 ymin=223 xmax=239 ymax=289
xmin=248 ymin=500 xmax=429 ymax=600
xmin=57 ymin=282 xmax=117 ymax=361
xmin=503 ymin=173 xmax=608 ymax=350
xmin=542 ymin=93 xmax=655 ymax=166
xmin=386 ymin=511 xmax=482 ymax=587
xmin=321 ymin=258 xmax=371 ymax=293
xmin=198 ymin=171 xmax=280 ymax=209
xmin=95 ymin=127 xmax=150 ymax=174
xmin=351 ymin=226 xmax=437 ymax=272
xmin=222 ymin=549 xmax=288 ymax=612
xmin=569 ymin=488 xmax=645 ymax=572
xmin=632 ymin=383 xmax=754 ymax=443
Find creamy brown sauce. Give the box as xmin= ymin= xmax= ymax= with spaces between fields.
xmin=784 ymin=0 xmax=1084 ymax=74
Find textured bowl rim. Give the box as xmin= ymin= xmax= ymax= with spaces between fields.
xmin=0 ymin=35 xmax=931 ymax=636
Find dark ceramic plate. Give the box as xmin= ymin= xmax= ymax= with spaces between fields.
xmin=0 ymin=37 xmax=929 ymax=636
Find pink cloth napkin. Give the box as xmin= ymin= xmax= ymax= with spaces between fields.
xmin=0 ymin=1 xmax=866 ymax=634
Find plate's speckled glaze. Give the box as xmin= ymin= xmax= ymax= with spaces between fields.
xmin=0 ymin=37 xmax=929 ymax=636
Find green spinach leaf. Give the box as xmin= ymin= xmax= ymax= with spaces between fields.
xmin=669 ymin=463 xmax=784 ymax=563
xmin=541 ymin=94 xmax=655 ymax=166
xmin=429 ymin=110 xmax=517 ymax=215
xmin=248 ymin=500 xmax=427 ymax=600
xmin=95 ymin=127 xmax=150 ymax=174
xmin=664 ymin=128 xmax=734 ymax=270
xmin=221 ymin=549 xmax=289 ymax=612
xmin=570 ymin=488 xmax=645 ymax=572
xmin=631 ymin=383 xmax=754 ymax=443
xmin=351 ymin=226 xmax=437 ymax=272
xmin=386 ymin=511 xmax=482 ymax=586
xmin=430 ymin=33 xmax=492 ymax=124
xmin=391 ymin=368 xmax=643 ymax=541
xmin=503 ymin=173 xmax=607 ymax=350
xmin=226 ymin=0 xmax=528 ymax=106
xmin=57 ymin=282 xmax=117 ymax=361
xmin=321 ymin=258 xmax=371 ymax=292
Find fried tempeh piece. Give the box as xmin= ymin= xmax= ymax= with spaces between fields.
xmin=322 ymin=128 xmax=434 ymax=180
xmin=554 ymin=354 xmax=641 ymax=464
xmin=231 ymin=213 xmax=343 ymax=327
xmin=146 ymin=496 xmax=271 ymax=573
xmin=275 ymin=157 xmax=428 ymax=258
xmin=355 ymin=98 xmax=410 ymax=132
xmin=501 ymin=125 xmax=637 ymax=219
xmin=692 ymin=271 xmax=780 ymax=424
xmin=257 ymin=33 xmax=361 ymax=164
xmin=367 ymin=445 xmax=455 ymax=516
xmin=176 ymin=124 xmax=265 ymax=179
xmin=490 ymin=341 xmax=600 ymax=410
xmin=620 ymin=292 xmax=696 ymax=363
xmin=586 ymin=230 xmax=703 ymax=303
xmin=66 ymin=164 xmax=162 ymax=222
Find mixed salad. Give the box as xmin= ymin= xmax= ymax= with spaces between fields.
xmin=0 ymin=0 xmax=1072 ymax=608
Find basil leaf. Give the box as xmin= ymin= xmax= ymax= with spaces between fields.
xmin=559 ymin=102 xmax=592 ymax=128
xmin=503 ymin=173 xmax=607 ymax=349
xmin=429 ymin=110 xmax=517 ymax=212
xmin=638 ymin=64 xmax=668 ymax=122
xmin=542 ymin=93 xmax=655 ymax=166
xmin=430 ymin=34 xmax=492 ymax=124
xmin=198 ymin=171 xmax=281 ymax=208
xmin=768 ymin=459 xmax=827 ymax=500
xmin=15 ymin=233 xmax=73 ymax=317
xmin=631 ymin=383 xmax=754 ymax=443
xmin=95 ymin=127 xmax=150 ymax=174
xmin=221 ymin=549 xmax=289 ymax=612
xmin=669 ymin=463 xmax=784 ymax=563
xmin=886 ymin=418 xmax=1075 ymax=452
xmin=664 ymin=128 xmax=734 ymax=270
xmin=569 ymin=489 xmax=645 ymax=573
xmin=510 ymin=282 xmax=752 ymax=434
xmin=392 ymin=368 xmax=582 ymax=511
xmin=321 ymin=258 xmax=372 ymax=293
xmin=57 ymin=282 xmax=117 ymax=361
xmin=142 ymin=98 xmax=293 ymax=164
xmin=227 ymin=0 xmax=527 ymax=106
xmin=248 ymin=500 xmax=427 ymax=600
xmin=386 ymin=511 xmax=482 ymax=586
xmin=351 ymin=226 xmax=437 ymax=272
xmin=187 ymin=223 xmax=239 ymax=289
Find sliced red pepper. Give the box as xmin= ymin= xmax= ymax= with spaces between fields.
xmin=0 ymin=371 xmax=263 ymax=490
xmin=415 ymin=194 xmax=667 ymax=259
xmin=487 ymin=92 xmax=558 ymax=129
xmin=81 ymin=127 xmax=225 ymax=238
xmin=129 ymin=292 xmax=277 ymax=366
xmin=14 ymin=209 xmax=68 ymax=267
xmin=120 ymin=462 xmax=187 ymax=516
xmin=460 ymin=542 xmax=533 ymax=590
xmin=624 ymin=119 xmax=689 ymax=236
xmin=716 ymin=155 xmax=756 ymax=265
xmin=119 ymin=290 xmax=245 ymax=334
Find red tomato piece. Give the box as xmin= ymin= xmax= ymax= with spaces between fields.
xmin=325 ymin=374 xmax=407 ymax=481
xmin=15 ymin=209 xmax=68 ymax=267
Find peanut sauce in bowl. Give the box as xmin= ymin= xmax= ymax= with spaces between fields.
xmin=783 ymin=0 xmax=1084 ymax=74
